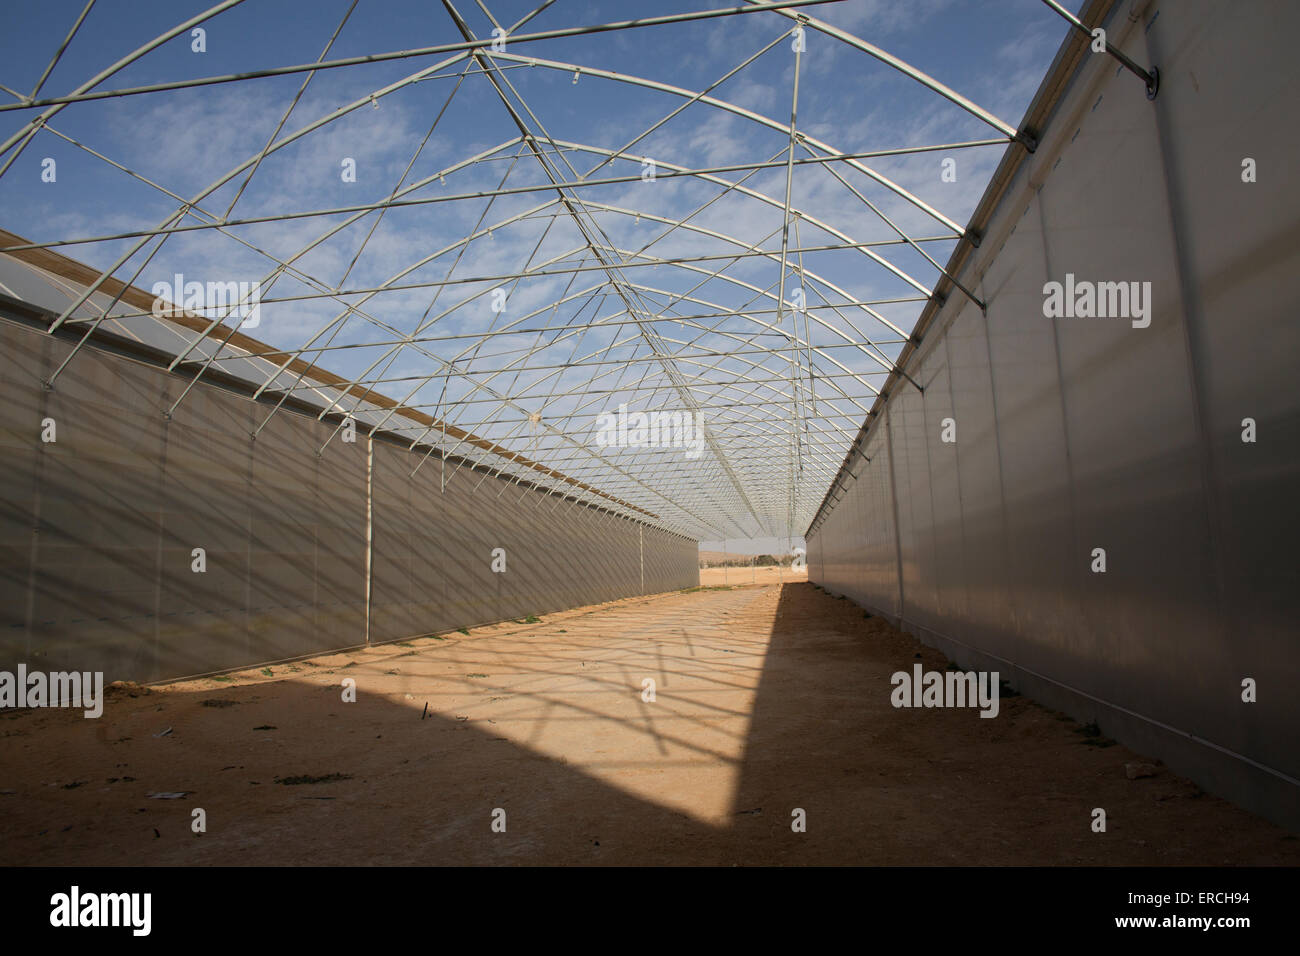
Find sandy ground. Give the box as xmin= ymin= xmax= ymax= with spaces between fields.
xmin=699 ymin=565 xmax=806 ymax=586
xmin=1 ymin=581 xmax=1295 ymax=866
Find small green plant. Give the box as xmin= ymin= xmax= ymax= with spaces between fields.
xmin=457 ymin=627 xmax=469 ymax=635
xmin=210 ymin=675 xmax=233 ymax=683
xmin=261 ymin=667 xmax=274 ymax=677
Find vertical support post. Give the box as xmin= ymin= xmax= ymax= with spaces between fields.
xmin=364 ymin=435 xmax=374 ymax=645
xmin=885 ymin=404 xmax=906 ymax=622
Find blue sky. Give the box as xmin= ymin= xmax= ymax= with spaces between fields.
xmin=0 ymin=0 xmax=1070 ymax=551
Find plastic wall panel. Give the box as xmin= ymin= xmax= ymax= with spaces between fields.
xmin=241 ymin=401 xmax=366 ymax=668
xmin=402 ymin=453 xmax=453 ymax=638
xmin=643 ymin=525 xmax=696 ymax=594
xmin=616 ymin=516 xmax=645 ymax=596
xmin=818 ymin=489 xmax=843 ymax=595
xmin=1037 ymin=71 xmax=1218 ymax=734
xmin=568 ymin=505 xmax=607 ymax=605
xmin=533 ymin=495 xmax=574 ymax=612
xmin=861 ymin=427 xmax=898 ymax=617
xmin=423 ymin=463 xmax=484 ymax=629
xmin=1145 ymin=0 xmax=1300 ymax=776
xmin=604 ymin=515 xmax=639 ymax=600
xmin=982 ymin=186 xmax=1076 ymax=674
xmin=642 ymin=525 xmax=666 ymax=594
xmin=568 ymin=499 xmax=604 ymax=606
xmin=493 ymin=474 xmax=547 ymax=621
xmin=812 ymin=517 xmax=829 ymax=591
xmin=585 ymin=509 xmax=618 ymax=601
xmin=849 ymin=466 xmax=872 ymax=605
xmin=945 ymin=305 xmax=1011 ymax=653
xmin=647 ymin=525 xmax=672 ymax=594
xmin=891 ymin=389 xmax=938 ymax=631
xmin=667 ymin=530 xmax=700 ymax=592
xmin=842 ymin=485 xmax=857 ymax=598
xmin=639 ymin=523 xmax=659 ymax=594
xmin=644 ymin=527 xmax=665 ymax=593
xmin=807 ymin=0 xmax=1300 ymax=828
xmin=0 ymin=320 xmax=370 ymax=682
xmin=837 ymin=474 xmax=860 ymax=603
xmin=835 ymin=484 xmax=854 ymax=597
xmin=369 ymin=440 xmax=419 ymax=644
xmin=834 ymin=482 xmax=853 ymax=595
xmin=920 ymin=350 xmax=967 ymax=629
xmin=0 ymin=317 xmax=698 ymax=682
xmin=832 ymin=473 xmax=853 ymax=600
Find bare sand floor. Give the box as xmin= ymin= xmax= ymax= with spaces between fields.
xmin=698 ymin=565 xmax=806 ymax=587
xmin=1 ymin=581 xmax=1295 ymax=865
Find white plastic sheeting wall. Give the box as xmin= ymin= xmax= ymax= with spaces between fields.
xmin=0 ymin=315 xmax=698 ymax=684
xmin=808 ymin=0 xmax=1300 ymax=829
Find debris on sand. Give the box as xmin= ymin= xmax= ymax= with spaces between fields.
xmin=105 ymin=681 xmax=151 ymax=699
xmin=1126 ymin=761 xmax=1161 ymax=780
xmin=274 ymin=773 xmax=352 ymax=786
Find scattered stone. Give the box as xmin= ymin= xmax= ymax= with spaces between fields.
xmin=1126 ymin=761 xmax=1160 ymax=780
